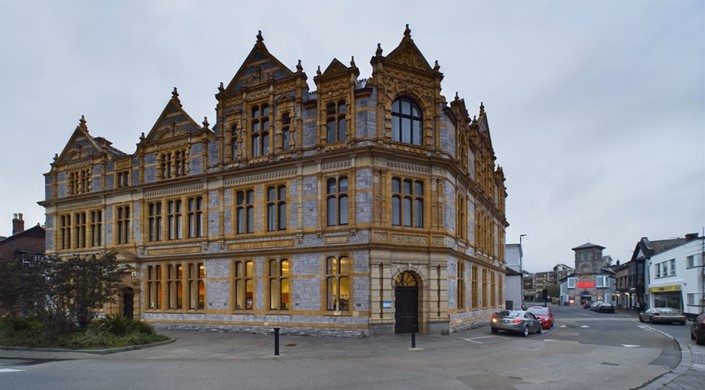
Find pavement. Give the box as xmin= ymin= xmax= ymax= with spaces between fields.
xmin=1 ymin=310 xmax=704 ymax=390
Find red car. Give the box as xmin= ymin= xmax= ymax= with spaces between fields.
xmin=527 ymin=306 xmax=554 ymax=329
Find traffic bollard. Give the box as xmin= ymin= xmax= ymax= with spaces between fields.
xmin=274 ymin=327 xmax=280 ymax=356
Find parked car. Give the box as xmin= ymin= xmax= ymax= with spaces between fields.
xmin=527 ymin=305 xmax=554 ymax=329
xmin=490 ymin=310 xmax=543 ymax=337
xmin=594 ymin=302 xmax=615 ymax=313
xmin=690 ymin=311 xmax=705 ymax=345
xmin=590 ymin=301 xmax=603 ymax=311
xmin=639 ymin=307 xmax=686 ymax=325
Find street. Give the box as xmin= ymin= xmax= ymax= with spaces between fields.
xmin=0 ymin=305 xmax=702 ymax=390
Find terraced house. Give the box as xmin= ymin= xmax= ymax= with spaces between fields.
xmin=40 ymin=27 xmax=509 ymax=336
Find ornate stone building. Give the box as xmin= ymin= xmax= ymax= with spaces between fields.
xmin=40 ymin=27 xmax=508 ymax=336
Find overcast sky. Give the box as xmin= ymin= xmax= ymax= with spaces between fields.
xmin=1 ymin=0 xmax=703 ymax=272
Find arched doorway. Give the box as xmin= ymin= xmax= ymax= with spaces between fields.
xmin=122 ymin=287 xmax=134 ymax=319
xmin=395 ymin=271 xmax=418 ymax=333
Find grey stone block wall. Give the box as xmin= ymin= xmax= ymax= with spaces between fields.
xmin=443 ymin=180 xmax=455 ymax=231
xmin=57 ymin=171 xmax=67 ymax=198
xmin=301 ymin=176 xmax=318 ymax=229
xmin=92 ymin=164 xmax=103 ymax=192
xmin=105 ymin=206 xmax=113 ymax=245
xmin=293 ymin=278 xmax=321 ymax=311
xmin=132 ymin=202 xmax=142 ymax=244
xmin=439 ymin=111 xmax=456 ymax=157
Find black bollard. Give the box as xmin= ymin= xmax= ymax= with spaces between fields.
xmin=411 ymin=331 xmax=416 ymax=348
xmin=274 ymin=327 xmax=280 ymax=356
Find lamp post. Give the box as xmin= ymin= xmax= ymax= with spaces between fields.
xmin=520 ymin=234 xmax=527 ymax=308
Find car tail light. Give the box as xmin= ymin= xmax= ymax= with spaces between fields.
xmin=491 ymin=318 xmax=497 ymax=323
xmin=653 ymin=313 xmax=660 ymax=316
xmin=512 ymin=319 xmax=522 ymax=324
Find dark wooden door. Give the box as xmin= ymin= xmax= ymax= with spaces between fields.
xmin=395 ymin=286 xmax=418 ymax=333
xmin=123 ymin=288 xmax=134 ymax=319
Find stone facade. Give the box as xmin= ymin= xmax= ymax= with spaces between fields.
xmin=40 ymin=27 xmax=508 ymax=336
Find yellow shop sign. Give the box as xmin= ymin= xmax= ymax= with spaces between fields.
xmin=649 ymin=284 xmax=681 ymax=293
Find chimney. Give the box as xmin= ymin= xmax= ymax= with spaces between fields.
xmin=12 ymin=213 xmax=24 ymax=235
xmin=685 ymin=232 xmax=699 ymax=241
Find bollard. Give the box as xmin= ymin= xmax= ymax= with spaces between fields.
xmin=274 ymin=327 xmax=280 ymax=356
xmin=411 ymin=331 xmax=416 ymax=348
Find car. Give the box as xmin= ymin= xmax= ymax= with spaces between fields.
xmin=527 ymin=305 xmax=554 ymax=329
xmin=594 ymin=302 xmax=615 ymax=313
xmin=690 ymin=311 xmax=705 ymax=345
xmin=639 ymin=307 xmax=686 ymax=325
xmin=590 ymin=301 xmax=603 ymax=311
xmin=490 ymin=310 xmax=543 ymax=337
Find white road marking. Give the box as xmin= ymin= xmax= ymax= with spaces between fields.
xmin=580 ymin=325 xmax=590 ymax=328
xmin=464 ymin=336 xmax=496 ymax=344
xmin=622 ymin=344 xmax=640 ymax=348
xmin=0 ymin=368 xmax=25 ymax=373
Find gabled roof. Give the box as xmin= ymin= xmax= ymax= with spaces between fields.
xmin=223 ymin=31 xmax=295 ymax=93
xmin=54 ymin=116 xmax=126 ymax=165
xmin=630 ymin=237 xmax=687 ymax=260
xmin=0 ymin=224 xmax=45 ymax=246
xmin=381 ymin=24 xmax=434 ymax=72
xmin=141 ymin=88 xmax=204 ymax=145
xmin=572 ymin=242 xmax=605 ymax=251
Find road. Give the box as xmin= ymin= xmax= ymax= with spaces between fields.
xmin=0 ymin=305 xmax=698 ymax=390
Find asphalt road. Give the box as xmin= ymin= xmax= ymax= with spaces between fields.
xmin=0 ymin=305 xmax=689 ymax=390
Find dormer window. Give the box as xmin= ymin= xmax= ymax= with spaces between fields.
xmin=251 ymin=104 xmax=270 ymax=157
xmin=326 ymin=101 xmax=347 ymax=144
xmin=68 ymin=168 xmax=92 ymax=195
xmin=160 ymin=149 xmax=188 ymax=179
xmin=392 ymin=97 xmax=422 ymax=145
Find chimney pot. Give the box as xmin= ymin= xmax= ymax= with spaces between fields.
xmin=12 ymin=213 xmax=25 ymax=235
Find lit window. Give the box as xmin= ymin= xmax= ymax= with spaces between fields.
xmin=234 ymin=260 xmax=254 ymax=310
xmin=269 ymin=259 xmax=290 ymax=310
xmin=188 ymin=263 xmax=205 ymax=310
xmin=326 ymin=256 xmax=350 ymax=311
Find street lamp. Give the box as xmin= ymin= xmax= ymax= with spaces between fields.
xmin=520 ymin=234 xmax=527 ymax=308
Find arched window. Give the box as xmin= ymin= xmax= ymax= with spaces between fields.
xmin=391 ymin=97 xmax=422 ymax=145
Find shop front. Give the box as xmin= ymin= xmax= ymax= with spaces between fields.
xmin=649 ymin=284 xmax=682 ymax=310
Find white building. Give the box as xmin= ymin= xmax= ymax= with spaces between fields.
xmin=646 ymin=233 xmax=705 ymax=319
xmin=504 ymin=243 xmax=523 ymax=309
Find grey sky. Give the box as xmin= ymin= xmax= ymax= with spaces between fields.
xmin=1 ymin=0 xmax=703 ymax=272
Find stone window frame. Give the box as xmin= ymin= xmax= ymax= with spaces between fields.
xmin=158 ymin=148 xmax=189 ymax=180
xmin=116 ymin=170 xmax=130 ymax=188
xmin=90 ymin=210 xmax=102 ymax=247
xmin=235 ymin=188 xmax=256 ymax=234
xmin=457 ymin=261 xmax=466 ymax=310
xmin=324 ymin=255 xmax=351 ymax=313
xmin=115 ymin=205 xmax=131 ymax=245
xmin=471 ymin=265 xmax=479 ymax=309
xmin=233 ymin=259 xmax=255 ymax=311
xmin=146 ymin=264 xmax=162 ymax=310
xmin=250 ymin=102 xmax=271 ymax=158
xmin=391 ymin=96 xmax=423 ymax=145
xmin=266 ymin=184 xmax=287 ymax=232
xmin=325 ymin=175 xmax=349 ymax=227
xmin=186 ymin=262 xmax=205 ymax=310
xmin=325 ymin=100 xmax=348 ymax=145
xmin=390 ymin=176 xmax=424 ymax=228
xmin=267 ymin=257 xmax=290 ymax=311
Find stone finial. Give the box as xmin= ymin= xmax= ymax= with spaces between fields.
xmin=296 ymin=59 xmax=303 ymax=72
xmin=479 ymin=102 xmax=485 ymax=115
xmin=404 ymin=24 xmax=411 ymax=38
xmin=172 ymin=87 xmax=181 ymax=106
xmin=376 ymin=43 xmax=383 ymax=57
xmin=350 ymin=56 xmax=356 ymax=67
xmin=202 ymin=116 xmax=209 ymax=129
xmin=257 ymin=30 xmax=263 ymax=43
xmin=316 ymin=65 xmax=321 ymax=77
xmin=79 ymin=115 xmax=87 ymax=130
xmin=218 ymin=82 xmax=224 ymax=92
xmin=434 ymin=60 xmax=440 ymax=71
xmin=454 ymin=92 xmax=459 ymax=101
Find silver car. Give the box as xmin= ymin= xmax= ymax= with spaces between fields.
xmin=638 ymin=307 xmax=686 ymax=325
xmin=490 ymin=310 xmax=543 ymax=336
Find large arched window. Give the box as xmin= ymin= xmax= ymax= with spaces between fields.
xmin=391 ymin=97 xmax=422 ymax=145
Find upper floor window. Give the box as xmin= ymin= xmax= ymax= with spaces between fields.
xmin=236 ymin=189 xmax=255 ymax=234
xmin=457 ymin=194 xmax=467 ymax=240
xmin=90 ymin=210 xmax=102 ymax=247
xmin=326 ymin=177 xmax=349 ymax=227
xmin=326 ymin=101 xmax=347 ymax=144
xmin=267 ymin=185 xmax=287 ymax=232
xmin=391 ymin=177 xmax=424 ymax=228
xmin=116 ymin=170 xmax=130 ymax=188
xmin=148 ymin=202 xmax=163 ymax=242
xmin=160 ymin=149 xmax=188 ymax=179
xmin=391 ymin=97 xmax=422 ymax=145
xmin=281 ymin=112 xmax=291 ymax=151
xmin=59 ymin=214 xmax=71 ymax=250
xmin=74 ymin=212 xmax=87 ymax=248
xmin=167 ymin=199 xmax=183 ymax=240
xmin=116 ymin=205 xmax=130 ymax=244
xmin=251 ymin=104 xmax=270 ymax=157
xmin=68 ymin=168 xmax=92 ymax=195
xmin=187 ymin=196 xmax=203 ymax=238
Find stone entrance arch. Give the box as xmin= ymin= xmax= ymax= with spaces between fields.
xmin=394 ymin=271 xmax=420 ymax=333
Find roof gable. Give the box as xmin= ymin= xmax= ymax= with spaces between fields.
xmin=224 ymin=31 xmax=295 ymax=93
xmin=142 ymin=88 xmax=204 ymax=145
xmin=384 ymin=25 xmax=433 ymax=72
xmin=55 ymin=116 xmax=125 ymax=164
